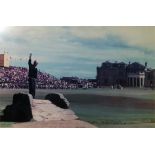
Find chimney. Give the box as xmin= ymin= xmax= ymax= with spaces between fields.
xmin=145 ymin=62 xmax=147 ymax=68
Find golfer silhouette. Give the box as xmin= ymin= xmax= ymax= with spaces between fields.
xmin=28 ymin=53 xmax=38 ymax=98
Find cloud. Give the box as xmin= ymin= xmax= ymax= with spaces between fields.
xmin=0 ymin=26 xmax=155 ymax=78
xmin=68 ymin=27 xmax=155 ymax=52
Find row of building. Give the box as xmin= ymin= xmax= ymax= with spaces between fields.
xmin=96 ymin=61 xmax=155 ymax=88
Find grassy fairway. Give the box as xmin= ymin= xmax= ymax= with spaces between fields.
xmin=60 ymin=88 xmax=155 ymax=127
xmin=66 ymin=94 xmax=155 ymax=127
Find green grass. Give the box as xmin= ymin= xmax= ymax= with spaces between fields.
xmin=76 ymin=108 xmax=155 ymax=127
xmin=0 ymin=122 xmax=13 ymax=128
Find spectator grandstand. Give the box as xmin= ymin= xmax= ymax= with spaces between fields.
xmin=0 ymin=66 xmax=96 ymax=89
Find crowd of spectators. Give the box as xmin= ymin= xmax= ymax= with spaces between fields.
xmin=0 ymin=66 xmax=28 ymax=89
xmin=0 ymin=66 xmax=96 ymax=89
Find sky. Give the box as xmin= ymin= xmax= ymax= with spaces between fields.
xmin=0 ymin=26 xmax=155 ymax=79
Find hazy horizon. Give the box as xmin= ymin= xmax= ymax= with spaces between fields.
xmin=0 ymin=26 xmax=155 ymax=78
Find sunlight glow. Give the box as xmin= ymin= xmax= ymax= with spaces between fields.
xmin=0 ymin=26 xmax=7 ymax=32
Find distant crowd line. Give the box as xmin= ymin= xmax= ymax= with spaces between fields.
xmin=0 ymin=66 xmax=96 ymax=89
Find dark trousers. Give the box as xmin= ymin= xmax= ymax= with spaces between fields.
xmin=29 ymin=78 xmax=36 ymax=98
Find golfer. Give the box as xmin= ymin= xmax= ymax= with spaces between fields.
xmin=28 ymin=53 xmax=38 ymax=98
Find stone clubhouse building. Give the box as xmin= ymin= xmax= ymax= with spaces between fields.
xmin=96 ymin=61 xmax=155 ymax=88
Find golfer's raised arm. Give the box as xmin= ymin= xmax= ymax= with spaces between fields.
xmin=28 ymin=53 xmax=32 ymax=66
